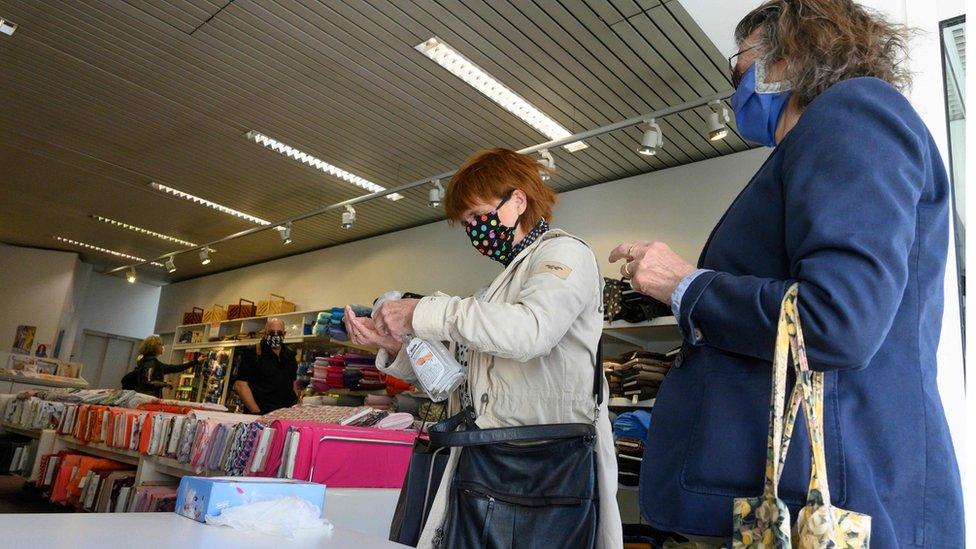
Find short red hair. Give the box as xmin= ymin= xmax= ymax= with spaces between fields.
xmin=444 ymin=148 xmax=557 ymax=232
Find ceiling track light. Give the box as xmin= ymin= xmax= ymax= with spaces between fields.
xmin=537 ymin=149 xmax=555 ymax=181
xmin=245 ymin=131 xmax=403 ymax=201
xmin=91 ymin=215 xmax=197 ymax=247
xmin=428 ymin=179 xmax=445 ymax=208
xmin=281 ymin=222 xmax=293 ymax=245
xmin=149 ymin=182 xmax=272 ymax=226
xmin=0 ymin=18 xmax=17 ymax=36
xmin=415 ymin=37 xmax=587 ymax=152
xmin=165 ymin=256 xmax=177 ymax=273
xmin=53 ymin=236 xmax=164 ymax=267
xmin=126 ymin=268 xmax=137 ymax=284
xmin=199 ymin=247 xmax=212 ymax=266
xmin=706 ymin=100 xmax=731 ymax=141
xmin=341 ymin=206 xmax=357 ymax=230
xmin=638 ymin=119 xmax=664 ymax=156
xmin=706 ymin=101 xmax=731 ymax=141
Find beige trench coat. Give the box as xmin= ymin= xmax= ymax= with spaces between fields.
xmin=377 ymin=229 xmax=623 ymax=548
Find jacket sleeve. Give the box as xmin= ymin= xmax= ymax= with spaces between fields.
xmin=159 ymin=359 xmax=197 ymax=375
xmin=681 ymin=79 xmax=926 ymax=371
xmin=376 ymin=347 xmax=418 ymax=385
xmin=411 ymin=238 xmax=601 ymax=363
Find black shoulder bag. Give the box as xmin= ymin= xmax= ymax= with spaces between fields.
xmin=428 ymin=340 xmax=604 ymax=548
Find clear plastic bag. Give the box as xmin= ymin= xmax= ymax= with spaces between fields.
xmin=204 ymin=496 xmax=333 ymax=539
xmin=374 ymin=291 xmax=467 ymax=402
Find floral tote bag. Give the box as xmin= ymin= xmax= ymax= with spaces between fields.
xmin=733 ymin=284 xmax=871 ymax=548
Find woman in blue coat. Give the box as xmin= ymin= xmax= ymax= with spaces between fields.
xmin=611 ymin=1 xmax=964 ymax=546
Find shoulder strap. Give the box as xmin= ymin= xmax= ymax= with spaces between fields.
xmin=594 ymin=337 xmax=604 ymax=406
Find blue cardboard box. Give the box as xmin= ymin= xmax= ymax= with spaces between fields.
xmin=176 ymin=476 xmax=326 ymax=522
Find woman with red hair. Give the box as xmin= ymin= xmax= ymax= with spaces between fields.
xmin=346 ymin=148 xmax=622 ymax=548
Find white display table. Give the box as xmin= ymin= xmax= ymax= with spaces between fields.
xmin=0 ymin=512 xmax=406 ymax=548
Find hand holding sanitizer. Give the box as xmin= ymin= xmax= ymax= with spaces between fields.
xmin=373 ymin=291 xmax=466 ymax=402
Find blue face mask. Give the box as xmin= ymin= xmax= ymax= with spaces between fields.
xmin=730 ymin=63 xmax=792 ymax=148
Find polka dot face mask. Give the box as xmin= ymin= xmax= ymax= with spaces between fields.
xmin=466 ymin=193 xmax=520 ymax=264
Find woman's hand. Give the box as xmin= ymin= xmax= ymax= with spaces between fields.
xmin=344 ymin=305 xmax=403 ymax=355
xmin=371 ymin=299 xmax=421 ymax=340
xmin=609 ymin=241 xmax=696 ymax=304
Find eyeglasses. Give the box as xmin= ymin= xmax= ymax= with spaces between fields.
xmin=728 ymin=44 xmax=759 ymax=89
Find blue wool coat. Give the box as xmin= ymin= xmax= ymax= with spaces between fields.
xmin=640 ymin=78 xmax=964 ymax=548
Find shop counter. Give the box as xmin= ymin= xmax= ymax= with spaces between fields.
xmin=0 ymin=512 xmax=406 ymax=548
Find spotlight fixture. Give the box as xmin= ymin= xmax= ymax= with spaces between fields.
xmin=126 ymin=268 xmax=137 ymax=284
xmin=91 ymin=215 xmax=197 ymax=247
xmin=245 ymin=131 xmax=403 ymax=200
xmin=53 ymin=236 xmax=164 ymax=267
xmin=706 ymin=100 xmax=731 ymax=141
xmin=428 ymin=179 xmax=445 ymax=208
xmin=415 ymin=37 xmax=587 ymax=152
xmin=165 ymin=256 xmax=177 ymax=273
xmin=149 ymin=182 xmax=272 ymax=226
xmin=638 ymin=119 xmax=664 ymax=156
xmin=199 ymin=247 xmax=212 ymax=266
xmin=341 ymin=206 xmax=357 ymax=230
xmin=281 ymin=222 xmax=293 ymax=245
xmin=537 ymin=149 xmax=555 ymax=181
xmin=0 ymin=18 xmax=17 ymax=36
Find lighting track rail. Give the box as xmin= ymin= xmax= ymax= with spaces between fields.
xmin=107 ymin=90 xmax=733 ymax=276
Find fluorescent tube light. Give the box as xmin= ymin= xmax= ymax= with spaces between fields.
xmin=245 ymin=131 xmax=403 ymax=201
xmin=53 ymin=236 xmax=164 ymax=267
xmin=0 ymin=18 xmax=17 ymax=37
xmin=149 ymin=182 xmax=272 ymax=226
xmin=416 ymin=37 xmax=587 ymax=152
xmin=92 ymin=215 xmax=197 ymax=247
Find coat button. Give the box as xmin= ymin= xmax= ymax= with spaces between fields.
xmin=673 ymin=353 xmax=684 ymax=368
xmin=693 ymin=328 xmax=704 ymax=342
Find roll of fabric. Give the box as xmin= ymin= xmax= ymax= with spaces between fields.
xmin=393 ymin=394 xmax=421 ymax=415
xmin=337 ymin=394 xmax=365 ymax=407
xmin=364 ymin=394 xmax=393 ymax=409
xmin=612 ymin=411 xmax=652 ymax=440
xmin=376 ymin=412 xmax=415 ymax=430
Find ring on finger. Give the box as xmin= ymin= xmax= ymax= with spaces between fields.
xmin=628 ymin=243 xmax=638 ymax=260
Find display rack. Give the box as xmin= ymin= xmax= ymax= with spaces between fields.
xmin=51 ymin=434 xmax=220 ymax=485
xmin=170 ymin=309 xmax=377 ymax=353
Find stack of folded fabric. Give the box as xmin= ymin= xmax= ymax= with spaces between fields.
xmin=393 ymin=393 xmax=421 ymax=416
xmin=342 ymin=367 xmax=363 ymax=390
xmin=312 ymin=312 xmax=331 ymax=337
xmin=364 ymin=394 xmax=393 ymax=411
xmin=618 ymin=350 xmax=676 ymax=401
xmin=328 ymin=307 xmax=349 ymax=341
xmin=612 ymin=411 xmax=651 ymax=487
xmin=603 ymin=358 xmax=623 ymax=399
xmin=606 ymin=361 xmax=641 ymax=400
xmin=312 ymin=356 xmax=331 ymax=392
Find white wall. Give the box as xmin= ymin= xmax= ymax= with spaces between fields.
xmin=155 ymin=148 xmax=770 ymax=331
xmin=73 ymin=273 xmax=162 ymax=344
xmin=0 ymin=244 xmax=83 ymax=359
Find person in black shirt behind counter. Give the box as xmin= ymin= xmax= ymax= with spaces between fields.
xmin=234 ymin=318 xmax=300 ymax=414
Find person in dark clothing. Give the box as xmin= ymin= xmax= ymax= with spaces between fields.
xmin=130 ymin=335 xmax=203 ymax=397
xmin=234 ymin=318 xmax=300 ymax=414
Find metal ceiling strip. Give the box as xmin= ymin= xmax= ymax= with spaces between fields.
xmin=543 ymin=0 xmax=715 ymax=161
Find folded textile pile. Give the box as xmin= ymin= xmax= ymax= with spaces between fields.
xmin=311 ymin=306 xmax=371 ymax=341
xmin=259 ymin=404 xmax=365 ymax=424
xmin=612 ymin=411 xmax=651 ymax=487
xmin=603 ymin=278 xmax=672 ymax=323
xmin=604 ymin=350 xmax=677 ymax=401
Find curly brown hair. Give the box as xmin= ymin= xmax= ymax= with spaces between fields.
xmin=735 ymin=0 xmax=913 ymax=107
